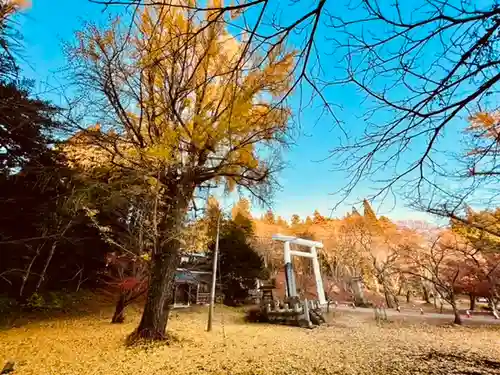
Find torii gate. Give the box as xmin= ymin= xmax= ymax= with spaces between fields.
xmin=272 ymin=235 xmax=326 ymax=305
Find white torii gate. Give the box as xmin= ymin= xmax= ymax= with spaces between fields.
xmin=272 ymin=234 xmax=326 ymax=305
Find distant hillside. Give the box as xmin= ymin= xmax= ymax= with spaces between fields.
xmin=395 ymin=220 xmax=437 ymax=232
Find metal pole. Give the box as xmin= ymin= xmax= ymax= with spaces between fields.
xmin=207 ymin=213 xmax=220 ymax=332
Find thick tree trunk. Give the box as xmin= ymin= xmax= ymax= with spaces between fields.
xmin=134 ymin=240 xmax=181 ymax=339
xmin=453 ymin=307 xmax=462 ymax=325
xmin=422 ymin=285 xmax=431 ymax=303
xmin=469 ymin=293 xmax=476 ymax=311
xmin=487 ymin=275 xmax=500 ymax=318
xmin=132 ymin=191 xmax=190 ymax=341
xmin=384 ymin=288 xmax=394 ymax=309
xmin=488 ymin=298 xmax=499 ymax=318
xmin=393 ymin=294 xmax=399 ymax=309
xmin=397 ymin=283 xmax=403 ymax=297
xmin=450 ymin=294 xmax=462 ymax=325
xmin=112 ymin=294 xmax=127 ymax=323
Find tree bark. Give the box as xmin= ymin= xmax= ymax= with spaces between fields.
xmin=35 ymin=240 xmax=58 ymax=292
xmin=35 ymin=220 xmax=72 ymax=293
xmin=453 ymin=307 xmax=462 ymax=324
xmin=450 ymin=294 xmax=462 ymax=325
xmin=20 ymin=234 xmax=47 ymax=297
xmin=488 ymin=297 xmax=499 ymax=317
xmin=487 ymin=275 xmax=500 ymax=318
xmin=393 ymin=294 xmax=399 ymax=309
xmin=112 ymin=294 xmax=127 ymax=323
xmin=469 ymin=293 xmax=476 ymax=311
xmin=384 ymin=288 xmax=394 ymax=308
xmin=132 ymin=190 xmax=190 ymax=340
xmin=422 ymin=285 xmax=431 ymax=303
xmin=134 ymin=237 xmax=181 ymax=339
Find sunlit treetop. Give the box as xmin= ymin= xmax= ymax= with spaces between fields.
xmin=452 ymin=207 xmax=500 ymax=250
xmin=65 ymin=0 xmax=295 ymax=197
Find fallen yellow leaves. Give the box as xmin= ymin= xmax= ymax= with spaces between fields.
xmin=0 ymin=306 xmax=499 ymax=374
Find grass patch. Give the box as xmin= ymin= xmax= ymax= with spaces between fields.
xmin=0 ymin=304 xmax=499 ymax=374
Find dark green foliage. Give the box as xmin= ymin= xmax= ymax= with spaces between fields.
xmin=0 ymin=59 xmax=108 ymax=298
xmin=210 ymin=213 xmax=266 ymax=306
xmin=0 ymin=4 xmax=109 ymax=302
xmin=0 ymin=80 xmax=60 ymax=174
xmin=0 ymin=159 xmax=109 ymax=297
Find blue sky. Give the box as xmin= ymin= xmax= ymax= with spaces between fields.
xmin=16 ymin=0 xmax=480 ymax=224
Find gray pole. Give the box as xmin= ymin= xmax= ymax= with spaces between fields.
xmin=207 ymin=213 xmax=221 ymax=332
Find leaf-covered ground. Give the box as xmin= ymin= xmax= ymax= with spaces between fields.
xmin=1 ymin=305 xmax=499 ymax=375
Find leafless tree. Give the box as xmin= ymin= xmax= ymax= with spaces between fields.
xmin=402 ymin=233 xmax=469 ymax=324
xmin=326 ymin=0 xmax=500 ymax=216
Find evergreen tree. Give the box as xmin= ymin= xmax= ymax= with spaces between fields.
xmin=212 ymin=213 xmax=266 ymax=306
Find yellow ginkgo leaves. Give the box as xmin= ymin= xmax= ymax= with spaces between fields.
xmin=11 ymin=0 xmax=31 ymax=10
xmin=68 ymin=0 xmax=294 ymax=201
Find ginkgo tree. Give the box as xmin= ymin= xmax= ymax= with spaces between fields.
xmin=65 ymin=2 xmax=293 ymax=340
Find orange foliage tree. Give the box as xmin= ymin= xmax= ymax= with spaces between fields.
xmin=452 ymin=208 xmax=500 ymax=315
xmin=400 ymin=230 xmax=471 ymax=324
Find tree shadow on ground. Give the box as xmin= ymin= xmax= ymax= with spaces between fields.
xmin=413 ymin=350 xmax=500 ymax=375
xmin=0 ymin=292 xmax=125 ymax=330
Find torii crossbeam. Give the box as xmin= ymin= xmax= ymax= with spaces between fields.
xmin=272 ymin=235 xmax=326 ymax=305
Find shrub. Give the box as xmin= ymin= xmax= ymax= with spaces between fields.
xmin=244 ymin=306 xmax=268 ymax=323
xmin=0 ymin=295 xmax=17 ymax=314
xmin=26 ymin=292 xmax=46 ymax=310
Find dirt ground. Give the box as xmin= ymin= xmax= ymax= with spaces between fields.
xmin=1 ymin=304 xmax=499 ymax=375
